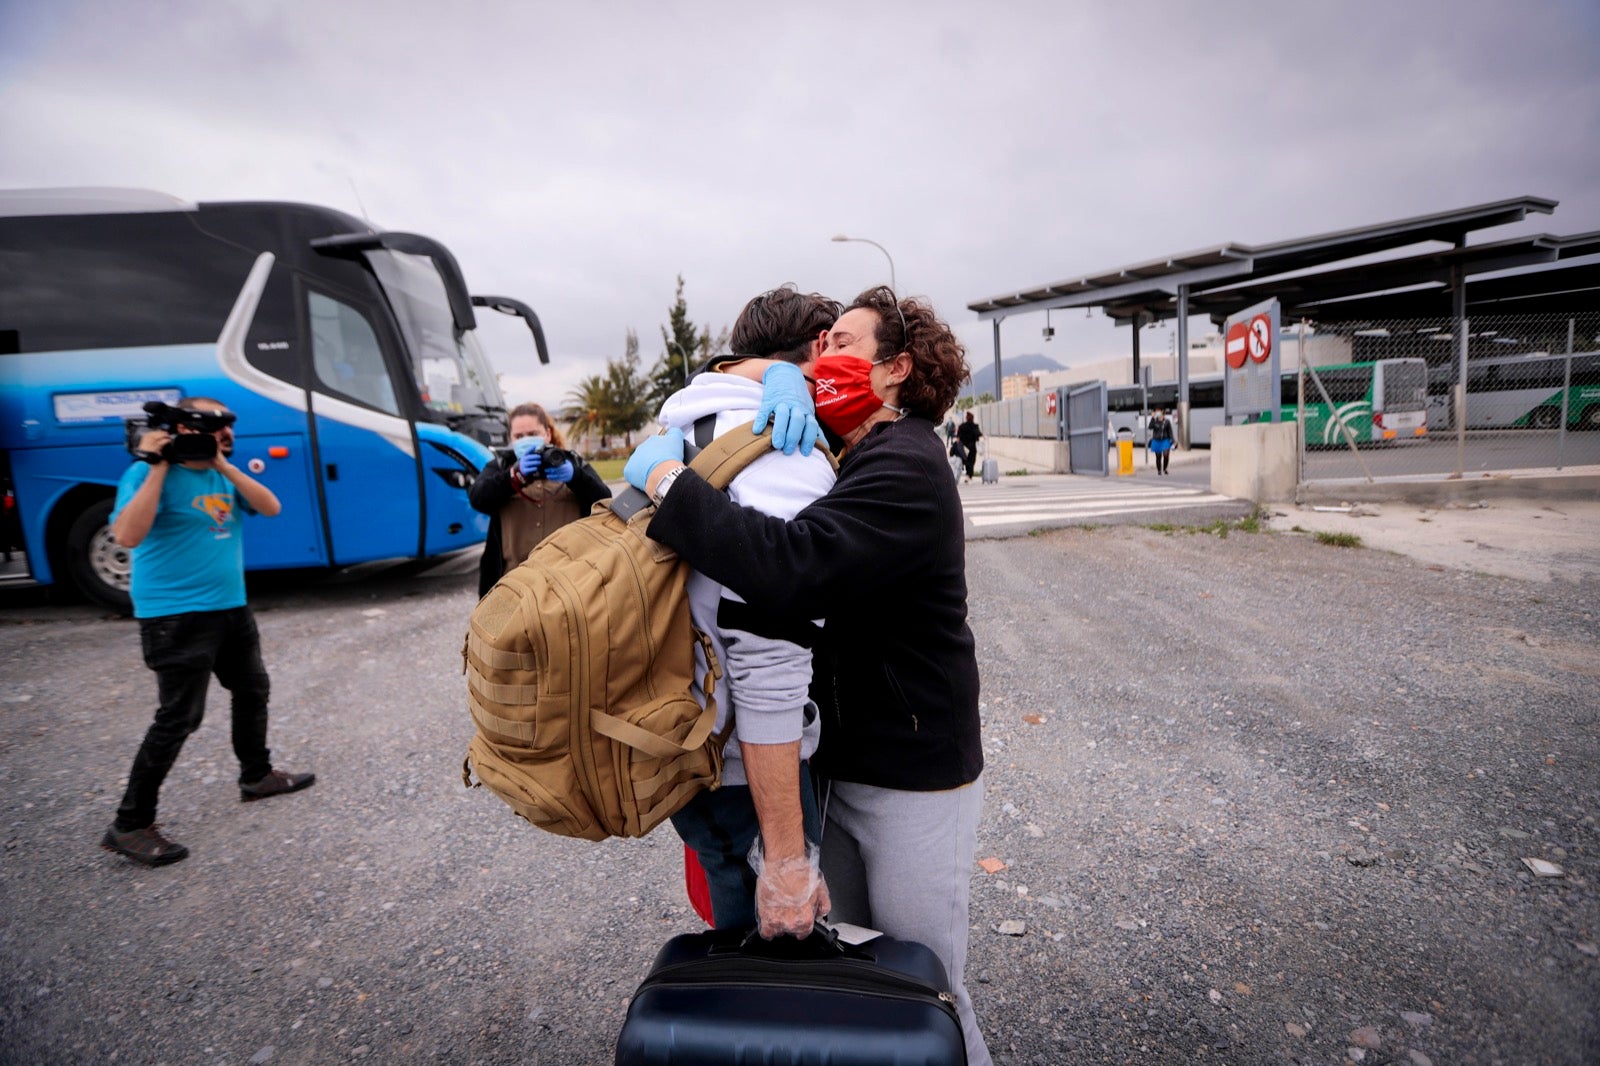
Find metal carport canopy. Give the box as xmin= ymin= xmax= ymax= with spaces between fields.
xmin=967 ymin=196 xmax=1558 ymax=319
xmin=965 ymin=196 xmax=1559 ymax=445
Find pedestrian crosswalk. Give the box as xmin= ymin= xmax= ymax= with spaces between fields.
xmin=957 ymin=476 xmax=1241 ymax=530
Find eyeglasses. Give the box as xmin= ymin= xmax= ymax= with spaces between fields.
xmin=880 ymin=292 xmax=909 ymax=351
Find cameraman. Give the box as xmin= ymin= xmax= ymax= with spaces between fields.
xmin=468 ymin=401 xmax=610 ymax=598
xmin=101 ymin=397 xmax=314 ymax=867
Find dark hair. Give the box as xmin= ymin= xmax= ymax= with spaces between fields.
xmin=508 ymin=402 xmax=567 ymax=449
xmin=846 ymin=286 xmax=970 ymax=419
xmin=729 ymin=284 xmax=842 ymax=364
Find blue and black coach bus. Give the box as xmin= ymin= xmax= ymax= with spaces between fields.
xmin=0 ymin=188 xmax=548 ymax=610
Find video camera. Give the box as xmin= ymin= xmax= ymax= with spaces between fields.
xmin=126 ymin=401 xmax=237 ymax=464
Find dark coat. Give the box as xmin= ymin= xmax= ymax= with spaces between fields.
xmin=649 ymin=417 xmax=982 ymax=792
xmin=468 ymin=451 xmax=612 ymax=597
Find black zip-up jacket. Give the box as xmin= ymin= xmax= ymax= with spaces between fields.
xmin=649 ymin=416 xmax=982 ymax=791
xmin=468 ymin=451 xmax=611 ymax=597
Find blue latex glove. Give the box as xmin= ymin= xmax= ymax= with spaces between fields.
xmin=752 ymin=362 xmax=819 ymax=456
xmin=623 ymin=428 xmax=686 ymax=491
xmin=517 ymin=448 xmax=545 ymax=478
xmin=544 ymin=459 xmax=574 ymax=483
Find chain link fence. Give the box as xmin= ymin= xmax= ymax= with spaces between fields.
xmin=954 ymin=311 xmax=1599 ymax=484
xmin=1294 ymin=311 xmax=1600 ymax=484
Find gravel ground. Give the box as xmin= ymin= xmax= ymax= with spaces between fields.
xmin=1 ymin=523 xmax=1596 ymax=1065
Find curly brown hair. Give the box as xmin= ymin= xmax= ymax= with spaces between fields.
xmin=846 ymin=286 xmax=971 ymax=419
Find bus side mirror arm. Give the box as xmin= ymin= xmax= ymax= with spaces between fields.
xmin=471 ymin=295 xmax=550 ymax=366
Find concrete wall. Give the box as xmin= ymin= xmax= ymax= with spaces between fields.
xmin=1211 ymin=423 xmax=1299 ymax=503
xmin=982 ymin=436 xmax=1066 ymax=473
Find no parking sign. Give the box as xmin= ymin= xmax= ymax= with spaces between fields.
xmin=1223 ymin=299 xmax=1280 ymax=423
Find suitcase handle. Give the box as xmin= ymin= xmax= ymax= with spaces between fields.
xmin=724 ymin=922 xmax=857 ymax=961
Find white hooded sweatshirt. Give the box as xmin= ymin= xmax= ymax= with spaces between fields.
xmin=656 ymin=372 xmax=837 ymax=785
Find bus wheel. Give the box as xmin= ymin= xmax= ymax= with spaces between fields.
xmin=1529 ymin=406 xmax=1560 ymax=430
xmin=1580 ymin=404 xmax=1600 ymax=431
xmin=65 ymin=498 xmax=133 ymax=614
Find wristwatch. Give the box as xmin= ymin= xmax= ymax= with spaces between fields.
xmin=651 ymin=465 xmax=687 ymax=504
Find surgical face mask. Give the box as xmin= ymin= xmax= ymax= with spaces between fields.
xmin=813 ymin=354 xmax=895 ymax=437
xmin=511 ymin=435 xmax=545 ymax=460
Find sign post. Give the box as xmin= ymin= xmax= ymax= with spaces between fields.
xmin=1222 ymin=298 xmax=1281 ymax=425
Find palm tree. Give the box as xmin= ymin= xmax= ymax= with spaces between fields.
xmin=565 ymin=374 xmax=610 ymax=450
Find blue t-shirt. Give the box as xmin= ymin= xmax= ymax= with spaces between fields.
xmin=112 ymin=463 xmax=249 ymax=618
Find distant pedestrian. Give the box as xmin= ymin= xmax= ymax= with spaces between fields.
xmin=956 ymin=411 xmax=982 ymax=481
xmin=1149 ymin=408 xmax=1175 ymax=475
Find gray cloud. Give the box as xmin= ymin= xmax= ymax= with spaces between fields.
xmin=3 ymin=0 xmax=1596 ymax=407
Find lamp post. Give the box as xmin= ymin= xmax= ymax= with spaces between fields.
xmin=830 ymin=234 xmax=897 ymax=294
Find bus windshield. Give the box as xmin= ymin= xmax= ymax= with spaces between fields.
xmin=364 ymin=249 xmax=506 ymax=417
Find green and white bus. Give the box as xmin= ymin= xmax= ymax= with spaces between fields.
xmin=1426 ymin=351 xmax=1600 ymax=431
xmin=1106 ymin=357 xmax=1429 ymax=446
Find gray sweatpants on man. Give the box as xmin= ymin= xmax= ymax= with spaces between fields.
xmin=820 ymin=775 xmax=992 ymax=1066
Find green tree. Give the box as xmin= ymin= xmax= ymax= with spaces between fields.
xmin=605 ymin=329 xmax=654 ymax=446
xmin=564 ymin=329 xmax=654 ymax=449
xmin=646 ymin=275 xmax=727 ymax=413
xmin=565 ymin=372 xmax=611 ymax=449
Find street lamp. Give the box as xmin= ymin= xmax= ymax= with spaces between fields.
xmin=830 ymin=234 xmax=897 ymax=294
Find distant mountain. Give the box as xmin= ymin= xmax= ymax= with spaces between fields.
xmin=961 ymin=352 xmax=1067 ymax=400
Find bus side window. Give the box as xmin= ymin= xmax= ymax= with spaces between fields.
xmin=244 ymin=270 xmax=305 ymax=387
xmin=1574 ymin=355 xmax=1600 ymax=388
xmin=308 ymin=291 xmax=400 ymax=415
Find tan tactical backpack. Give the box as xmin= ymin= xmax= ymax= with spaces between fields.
xmin=462 ymin=421 xmax=794 ymax=841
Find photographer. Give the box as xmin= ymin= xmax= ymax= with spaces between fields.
xmin=101 ymin=398 xmax=314 ymax=868
xmin=468 ymin=402 xmax=611 ymax=598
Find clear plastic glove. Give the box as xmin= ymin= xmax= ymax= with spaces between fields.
xmin=544 ymin=459 xmax=574 ymax=483
xmin=749 ymin=840 xmax=831 ymax=940
xmin=752 ymin=362 xmax=819 ymax=456
xmin=517 ymin=448 xmax=545 ymax=478
xmin=623 ymin=427 xmax=686 ymax=492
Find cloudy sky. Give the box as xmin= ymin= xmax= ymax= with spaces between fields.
xmin=4 ymin=0 xmax=1598 ymax=407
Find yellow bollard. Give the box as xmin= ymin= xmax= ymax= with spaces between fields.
xmin=1116 ymin=429 xmax=1134 ymax=475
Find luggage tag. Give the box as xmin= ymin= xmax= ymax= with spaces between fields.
xmin=828 ymin=921 xmax=884 ymax=947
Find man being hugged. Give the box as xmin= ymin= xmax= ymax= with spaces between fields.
xmin=101 ymin=398 xmax=314 ymax=867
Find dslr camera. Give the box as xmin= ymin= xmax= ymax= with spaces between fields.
xmin=508 ymin=436 xmax=572 ymax=480
xmin=126 ymin=401 xmax=237 ymax=464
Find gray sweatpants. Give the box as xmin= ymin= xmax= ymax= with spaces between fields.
xmin=820 ymin=775 xmax=992 ymax=1066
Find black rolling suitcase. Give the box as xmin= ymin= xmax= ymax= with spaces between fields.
xmin=614 ymin=923 xmax=966 ymax=1065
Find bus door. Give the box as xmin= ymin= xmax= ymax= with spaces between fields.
xmin=303 ymin=286 xmax=422 ymax=564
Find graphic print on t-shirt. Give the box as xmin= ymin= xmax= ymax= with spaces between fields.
xmin=192 ymin=493 xmax=235 ymax=537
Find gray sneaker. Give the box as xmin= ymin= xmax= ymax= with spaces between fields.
xmin=102 ymin=824 xmax=189 ymax=866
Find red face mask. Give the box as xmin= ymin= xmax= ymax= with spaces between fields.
xmin=813 ymin=354 xmax=891 ymax=437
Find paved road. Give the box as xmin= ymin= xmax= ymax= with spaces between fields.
xmin=957 ymin=475 xmax=1246 ymax=538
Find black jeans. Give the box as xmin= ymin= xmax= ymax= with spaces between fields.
xmin=115 ymin=606 xmax=273 ymax=831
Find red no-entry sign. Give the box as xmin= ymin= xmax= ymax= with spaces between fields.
xmin=1225 ymin=320 xmax=1249 ymax=369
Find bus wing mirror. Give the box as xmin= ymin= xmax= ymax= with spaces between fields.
xmin=471 ymin=295 xmax=550 ymax=366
